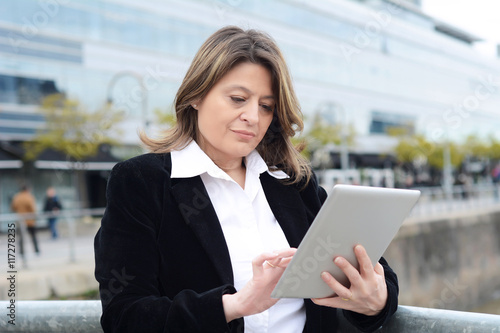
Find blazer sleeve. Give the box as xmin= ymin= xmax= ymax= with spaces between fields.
xmin=94 ymin=155 xmax=237 ymax=333
xmin=342 ymin=256 xmax=399 ymax=332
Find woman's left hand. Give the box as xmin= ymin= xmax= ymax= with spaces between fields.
xmin=311 ymin=244 xmax=388 ymax=316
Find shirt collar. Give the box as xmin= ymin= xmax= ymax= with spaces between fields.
xmin=170 ymin=140 xmax=289 ymax=180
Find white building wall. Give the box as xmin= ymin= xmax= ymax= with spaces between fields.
xmin=0 ymin=0 xmax=499 ymax=148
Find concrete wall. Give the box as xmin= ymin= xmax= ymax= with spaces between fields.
xmin=384 ymin=207 xmax=500 ymax=312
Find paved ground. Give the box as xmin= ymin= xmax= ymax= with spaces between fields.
xmin=0 ymin=220 xmax=100 ymax=300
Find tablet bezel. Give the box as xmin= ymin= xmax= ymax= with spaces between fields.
xmin=271 ymin=184 xmax=420 ymax=299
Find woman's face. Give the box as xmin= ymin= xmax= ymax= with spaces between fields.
xmin=196 ymin=62 xmax=275 ymax=166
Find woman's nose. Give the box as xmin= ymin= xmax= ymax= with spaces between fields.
xmin=240 ymin=102 xmax=259 ymax=124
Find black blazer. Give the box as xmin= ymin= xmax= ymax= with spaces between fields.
xmin=94 ymin=153 xmax=398 ymax=333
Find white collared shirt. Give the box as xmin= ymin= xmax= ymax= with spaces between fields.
xmin=171 ymin=140 xmax=306 ymax=333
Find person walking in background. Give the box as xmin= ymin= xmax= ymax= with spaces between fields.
xmin=44 ymin=186 xmax=63 ymax=239
xmin=11 ymin=184 xmax=40 ymax=254
xmin=492 ymin=163 xmax=500 ymax=200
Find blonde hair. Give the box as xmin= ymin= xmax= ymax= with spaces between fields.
xmin=141 ymin=26 xmax=311 ymax=186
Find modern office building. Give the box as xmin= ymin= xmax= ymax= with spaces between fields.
xmin=1 ymin=0 xmax=499 ymax=213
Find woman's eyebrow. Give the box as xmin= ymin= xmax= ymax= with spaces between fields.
xmin=226 ymin=85 xmax=274 ymax=100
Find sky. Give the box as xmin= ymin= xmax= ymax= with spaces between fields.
xmin=421 ymin=0 xmax=500 ymax=58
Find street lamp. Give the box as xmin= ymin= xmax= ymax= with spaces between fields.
xmin=318 ymin=101 xmax=349 ymax=171
xmin=443 ymin=140 xmax=454 ymax=202
xmin=106 ymin=71 xmax=149 ymax=132
xmin=337 ymin=105 xmax=349 ymax=172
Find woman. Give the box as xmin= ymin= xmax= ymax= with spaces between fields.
xmin=94 ymin=26 xmax=398 ymax=332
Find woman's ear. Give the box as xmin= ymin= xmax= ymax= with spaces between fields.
xmin=269 ymin=111 xmax=281 ymax=134
xmin=191 ymin=100 xmax=201 ymax=110
xmin=264 ymin=112 xmax=282 ymax=144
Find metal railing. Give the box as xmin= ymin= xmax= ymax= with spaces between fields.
xmin=0 ymin=301 xmax=499 ymax=332
xmin=339 ymin=305 xmax=500 ymax=332
xmin=0 ymin=208 xmax=105 ymax=267
xmin=0 ymin=208 xmax=106 ymax=226
xmin=318 ymin=170 xmax=500 ymax=218
xmin=409 ymin=183 xmax=500 ymax=218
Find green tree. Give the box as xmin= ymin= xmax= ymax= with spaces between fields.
xmin=427 ymin=142 xmax=463 ymax=169
xmin=394 ymin=134 xmax=463 ymax=169
xmin=461 ymin=134 xmax=489 ymax=158
xmin=394 ymin=134 xmax=436 ymax=166
xmin=24 ymin=94 xmax=125 ymax=161
xmin=307 ymin=113 xmax=356 ymax=146
xmin=293 ymin=113 xmax=356 ymax=164
xmin=486 ymin=136 xmax=500 ymax=161
xmin=154 ymin=107 xmax=176 ymax=128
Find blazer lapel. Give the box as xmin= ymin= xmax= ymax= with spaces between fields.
xmin=260 ymin=173 xmax=310 ymax=248
xmin=169 ymin=171 xmax=310 ymax=285
xmin=171 ymin=176 xmax=234 ymax=285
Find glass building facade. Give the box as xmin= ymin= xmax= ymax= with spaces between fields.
xmin=1 ymin=0 xmax=500 ymax=212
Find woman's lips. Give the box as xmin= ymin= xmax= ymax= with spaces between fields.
xmin=232 ymin=130 xmax=256 ymax=140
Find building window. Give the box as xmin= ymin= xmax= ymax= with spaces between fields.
xmin=0 ymin=74 xmax=60 ymax=105
xmin=369 ymin=111 xmax=415 ymax=135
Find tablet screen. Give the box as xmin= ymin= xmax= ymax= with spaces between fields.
xmin=271 ymin=184 xmax=420 ymax=299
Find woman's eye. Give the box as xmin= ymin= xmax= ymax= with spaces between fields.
xmin=231 ymin=97 xmax=245 ymax=103
xmin=261 ymin=104 xmax=273 ymax=112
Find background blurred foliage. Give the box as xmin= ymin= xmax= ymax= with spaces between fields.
xmin=292 ymin=113 xmax=356 ymax=160
xmin=154 ymin=107 xmax=176 ymax=127
xmin=154 ymin=107 xmax=500 ymax=171
xmin=393 ymin=133 xmax=500 ymax=170
xmin=24 ymin=94 xmax=125 ymax=161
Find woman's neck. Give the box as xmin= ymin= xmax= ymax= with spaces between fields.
xmin=216 ymin=159 xmax=244 ymax=173
xmin=217 ymin=159 xmax=246 ymax=189
xmin=196 ymin=138 xmax=247 ymax=188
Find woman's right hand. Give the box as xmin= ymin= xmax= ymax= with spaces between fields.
xmin=222 ymin=248 xmax=296 ymax=322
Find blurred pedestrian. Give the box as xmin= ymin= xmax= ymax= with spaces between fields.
xmin=44 ymin=186 xmax=63 ymax=239
xmin=492 ymin=163 xmax=500 ymax=183
xmin=492 ymin=163 xmax=500 ymax=200
xmin=11 ymin=184 xmax=39 ymax=254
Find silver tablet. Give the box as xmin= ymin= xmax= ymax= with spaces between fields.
xmin=271 ymin=184 xmax=420 ymax=299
